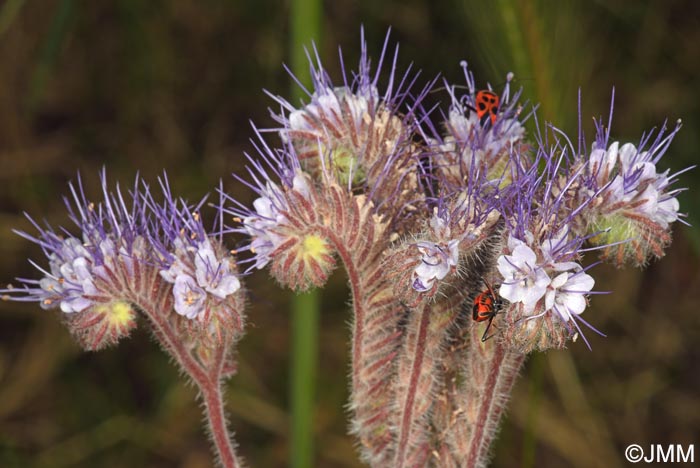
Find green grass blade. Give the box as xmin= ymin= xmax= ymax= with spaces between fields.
xmin=289 ymin=0 xmax=322 ymax=466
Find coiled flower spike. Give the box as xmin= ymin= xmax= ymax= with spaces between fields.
xmin=2 ymin=171 xmax=245 ymax=349
xmin=2 ymin=170 xmax=247 ymax=467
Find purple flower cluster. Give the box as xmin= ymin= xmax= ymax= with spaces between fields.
xmin=585 ymin=118 xmax=684 ymax=229
xmin=433 ymin=62 xmax=529 ymax=191
xmin=231 ymin=172 xmax=312 ymax=271
xmin=159 ymin=237 xmax=240 ymax=318
xmin=146 ymin=178 xmax=242 ymax=321
xmin=4 ymin=173 xmax=149 ymax=313
xmin=406 ymin=72 xmax=687 ymax=349
xmin=3 ymin=172 xmax=242 ymax=348
xmin=576 ymin=116 xmax=689 ymax=265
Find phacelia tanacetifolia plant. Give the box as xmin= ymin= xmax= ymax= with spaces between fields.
xmin=4 ymin=31 xmax=690 ymax=468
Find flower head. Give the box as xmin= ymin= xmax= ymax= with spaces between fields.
xmin=587 ymin=132 xmax=683 ymax=228
xmin=145 ymin=177 xmax=243 ymax=324
xmin=394 ymin=190 xmax=502 ymax=304
xmin=5 ymin=172 xmax=150 ymax=314
xmin=579 ymin=108 xmax=689 ymax=265
xmin=3 ymin=171 xmax=244 ymax=349
xmin=436 ymin=62 xmax=528 ymax=189
xmin=269 ymin=29 xmax=431 ymax=222
xmin=221 ymin=159 xmax=315 ymax=272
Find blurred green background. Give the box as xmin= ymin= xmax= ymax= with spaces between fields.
xmin=0 ymin=1 xmax=698 ymax=467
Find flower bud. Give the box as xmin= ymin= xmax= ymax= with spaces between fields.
xmin=270 ymin=233 xmax=336 ymax=291
xmin=64 ymin=300 xmax=137 ymax=351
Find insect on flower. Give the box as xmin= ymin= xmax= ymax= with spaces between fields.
xmin=474 ymin=90 xmax=500 ymax=126
xmin=472 ymin=279 xmax=503 ymax=342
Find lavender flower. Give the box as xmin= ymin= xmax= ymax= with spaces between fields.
xmin=544 ymin=269 xmax=595 ymax=322
xmin=502 ymin=230 xmax=595 ymax=327
xmin=412 ymin=239 xmax=459 ymax=292
xmin=173 ymin=274 xmax=208 ymax=319
xmin=497 ymin=236 xmax=551 ymax=312
xmin=145 ymin=178 xmax=243 ymax=324
xmin=40 ymin=237 xmax=98 ymax=313
xmin=411 ymin=212 xmax=460 ymax=292
xmin=393 ymin=184 xmax=502 ymax=306
xmin=159 ymin=238 xmax=241 ymax=319
xmin=195 ymin=239 xmax=241 ymax=298
xmin=239 ymin=174 xmax=310 ymax=270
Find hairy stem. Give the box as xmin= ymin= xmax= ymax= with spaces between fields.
xmin=200 ymin=349 xmax=240 ymax=468
xmin=132 ymin=271 xmax=241 ymax=468
xmin=394 ymin=298 xmax=460 ymax=467
xmin=463 ymin=338 xmax=526 ymax=468
xmin=394 ymin=303 xmax=431 ymax=468
xmin=317 ymin=191 xmax=403 ymax=464
xmin=327 ymin=230 xmax=366 ymax=393
xmin=326 ymin=228 xmax=399 ymax=459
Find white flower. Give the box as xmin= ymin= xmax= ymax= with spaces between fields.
xmin=617 ymin=142 xmax=646 ymax=174
xmin=288 ymin=86 xmax=376 ymax=135
xmin=428 ymin=209 xmax=451 ymax=239
xmin=544 ymin=269 xmax=595 ymax=323
xmin=655 ymin=192 xmax=680 ymax=227
xmin=484 ymin=118 xmax=524 ymax=155
xmin=173 ymin=274 xmax=207 ymax=319
xmin=159 ymin=257 xmax=188 ymax=283
xmin=589 ymin=141 xmax=619 ymax=184
xmin=412 ymin=240 xmax=459 ymax=292
xmin=243 ymin=182 xmax=288 ymax=269
xmin=447 ymin=110 xmax=476 ymax=143
xmin=497 ymin=242 xmax=551 ymax=313
xmin=43 ymin=237 xmax=98 ymax=313
xmin=594 ymin=141 xmax=680 ymax=228
xmin=445 ymin=109 xmax=525 ymax=162
xmin=540 ymin=228 xmax=584 ymax=274
xmin=342 ymin=90 xmax=372 ymax=127
xmin=194 ymin=240 xmax=240 ymax=299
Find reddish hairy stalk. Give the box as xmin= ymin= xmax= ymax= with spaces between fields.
xmin=130 ymin=269 xmax=242 ymax=468
xmin=200 ymin=344 xmax=240 ymax=468
xmin=465 ymin=345 xmax=524 ymax=467
xmin=442 ymin=324 xmax=525 ymax=468
xmin=323 ymin=226 xmax=403 ymax=464
xmin=325 ymin=231 xmax=366 ymax=393
xmin=394 ymin=303 xmax=431 ymax=468
xmin=430 ymin=347 xmax=465 ymax=468
xmin=394 ymin=298 xmax=461 ymax=468
xmin=316 ymin=187 xmax=405 ymax=465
